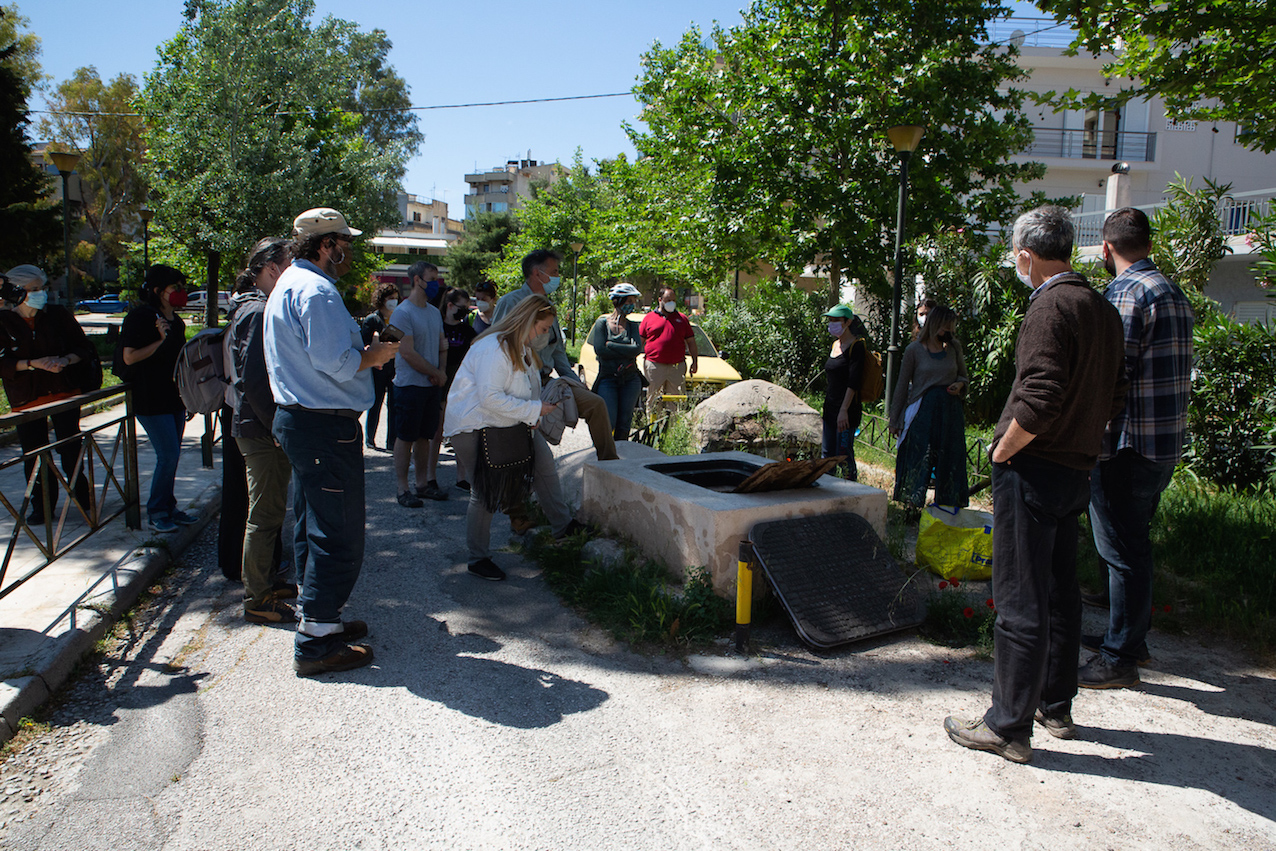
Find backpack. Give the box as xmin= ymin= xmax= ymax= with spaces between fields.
xmin=174 ymin=326 xmax=230 ymax=414
xmin=859 ymin=349 xmax=885 ymax=404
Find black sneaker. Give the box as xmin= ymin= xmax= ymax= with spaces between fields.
xmin=271 ymin=581 xmax=299 ymax=600
xmin=1078 ymin=653 xmax=1140 ymax=689
xmin=397 ymin=491 xmax=423 ymax=508
xmin=468 ymin=558 xmax=506 ymax=581
xmin=418 ymin=481 xmax=448 ymax=501
xmin=1033 ymin=709 xmax=1077 ymax=740
xmin=172 ymin=510 xmax=200 ymax=526
xmin=245 ymin=598 xmax=297 ymax=624
xmin=1081 ymin=634 xmax=1151 ymax=666
xmin=455 ymin=480 xmax=471 ymax=492
xmin=293 ymin=643 xmax=374 ymax=676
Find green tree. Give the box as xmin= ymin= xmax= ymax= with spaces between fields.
xmin=1151 ymin=175 xmax=1233 ymax=295
xmin=0 ymin=5 xmax=60 ymax=271
xmin=632 ymin=0 xmax=1045 ymax=305
xmin=39 ymin=68 xmax=146 ymax=284
xmin=1035 ymin=0 xmax=1276 ymax=151
xmin=139 ymin=0 xmax=419 ymax=319
xmin=445 ymin=210 xmax=519 ymax=289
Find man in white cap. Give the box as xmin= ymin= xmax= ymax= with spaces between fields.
xmin=264 ymin=207 xmax=399 ymax=676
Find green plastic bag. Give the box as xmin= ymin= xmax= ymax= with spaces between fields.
xmin=916 ymin=505 xmax=993 ymax=580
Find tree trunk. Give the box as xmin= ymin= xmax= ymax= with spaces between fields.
xmin=206 ymin=249 xmax=221 ymax=328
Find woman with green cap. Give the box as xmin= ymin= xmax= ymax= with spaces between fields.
xmin=821 ymin=304 xmax=867 ymax=480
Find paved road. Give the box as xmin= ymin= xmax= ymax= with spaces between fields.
xmin=2 ymin=423 xmax=1276 ymax=849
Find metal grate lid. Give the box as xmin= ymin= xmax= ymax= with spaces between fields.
xmin=750 ymin=512 xmax=926 ymax=649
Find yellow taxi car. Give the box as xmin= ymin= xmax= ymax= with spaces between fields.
xmin=576 ymin=312 xmax=742 ymax=397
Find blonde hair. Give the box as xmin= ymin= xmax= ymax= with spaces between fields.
xmin=477 ymin=294 xmax=557 ymax=373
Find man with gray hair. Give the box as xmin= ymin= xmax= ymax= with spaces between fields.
xmin=945 ymin=205 xmax=1127 ymax=763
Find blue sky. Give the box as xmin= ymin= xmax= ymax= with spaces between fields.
xmin=23 ymin=0 xmax=754 ymax=217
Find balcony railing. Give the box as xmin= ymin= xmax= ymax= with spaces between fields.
xmin=1024 ymin=128 xmax=1157 ymax=162
xmin=1071 ymin=187 xmax=1276 ymax=247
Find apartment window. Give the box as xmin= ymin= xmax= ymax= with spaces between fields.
xmin=413 ymin=212 xmax=421 ymax=222
xmin=1083 ymin=108 xmax=1120 ymax=159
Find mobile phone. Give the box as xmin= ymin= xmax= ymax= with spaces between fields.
xmin=380 ymin=324 xmax=405 ymax=343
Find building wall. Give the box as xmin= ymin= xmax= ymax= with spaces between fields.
xmin=463 ymin=159 xmax=562 ymax=217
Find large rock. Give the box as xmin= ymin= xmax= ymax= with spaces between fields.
xmin=690 ymin=379 xmax=821 ymax=460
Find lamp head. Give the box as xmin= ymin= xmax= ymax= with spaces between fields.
xmin=887 ymin=125 xmax=926 ymax=154
xmin=45 ymin=149 xmax=82 ymax=175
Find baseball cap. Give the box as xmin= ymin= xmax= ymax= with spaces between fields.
xmin=822 ymin=304 xmax=855 ymax=320
xmin=293 ymin=207 xmax=362 ymax=238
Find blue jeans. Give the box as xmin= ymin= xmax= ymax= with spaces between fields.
xmin=273 ymin=408 xmax=366 ymax=661
xmin=1089 ymin=449 xmax=1176 ymax=665
xmin=596 ymin=373 xmax=642 ymax=441
xmin=136 ymin=412 xmax=185 ymax=522
xmin=986 ymin=454 xmax=1091 ymax=740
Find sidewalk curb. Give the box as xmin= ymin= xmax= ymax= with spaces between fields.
xmin=0 ymin=482 xmax=223 ymax=744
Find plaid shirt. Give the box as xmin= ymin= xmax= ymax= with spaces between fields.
xmin=1101 ymin=259 xmax=1194 ymax=463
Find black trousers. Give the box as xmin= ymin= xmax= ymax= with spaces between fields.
xmin=16 ymin=407 xmax=90 ymax=521
xmin=985 ymin=453 xmax=1091 ymax=740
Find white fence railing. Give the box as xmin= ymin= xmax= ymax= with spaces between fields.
xmin=1071 ymin=187 xmax=1276 ymax=248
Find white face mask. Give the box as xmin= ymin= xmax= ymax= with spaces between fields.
xmin=663 ymin=300 xmax=677 ymax=313
xmin=1015 ymin=250 xmax=1034 ymax=288
xmin=475 ymin=299 xmax=491 ymax=312
xmin=24 ymin=290 xmax=48 ymax=311
xmin=917 ymin=313 xmax=926 ymax=326
xmin=531 ymin=330 xmax=551 ymax=350
xmin=385 ymin=298 xmax=399 ymax=311
xmin=827 ymin=321 xmax=844 ymax=337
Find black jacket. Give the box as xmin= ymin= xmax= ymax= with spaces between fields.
xmin=0 ymin=306 xmax=96 ymax=408
xmin=226 ymin=291 xmax=275 ymax=439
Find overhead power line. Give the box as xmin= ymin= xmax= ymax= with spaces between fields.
xmin=32 ymin=90 xmax=634 ymax=119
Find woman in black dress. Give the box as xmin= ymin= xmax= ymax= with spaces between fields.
xmin=821 ymin=304 xmax=867 ymax=481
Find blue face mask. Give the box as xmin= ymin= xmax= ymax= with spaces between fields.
xmin=542 ymin=275 xmax=561 ymax=296
xmin=24 ymin=290 xmax=47 ymax=311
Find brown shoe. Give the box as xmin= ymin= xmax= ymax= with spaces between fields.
xmin=944 ymin=715 xmax=1032 ymax=764
xmin=1033 ymin=709 xmax=1077 ymax=740
xmin=245 ymin=598 xmax=297 ymax=624
xmin=293 ymin=643 xmax=374 ymax=676
xmin=509 ymin=515 xmax=537 ymax=534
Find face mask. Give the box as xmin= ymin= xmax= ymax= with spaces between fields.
xmin=475 ymin=299 xmax=491 ymax=312
xmin=167 ymin=288 xmax=188 ymax=308
xmin=917 ymin=313 xmax=927 ymax=326
xmin=938 ymin=331 xmax=954 ymax=344
xmin=24 ymin=290 xmax=47 ymax=311
xmin=1103 ymin=249 xmax=1117 ymax=277
xmin=1015 ymin=251 xmax=1033 ymax=288
xmin=827 ymin=321 xmax=844 ymax=337
xmin=531 ymin=330 xmax=551 ymax=350
xmin=543 ymin=275 xmax=561 ymax=296
xmin=663 ymin=300 xmax=677 ymax=313
xmin=386 ymin=299 xmax=399 ymax=311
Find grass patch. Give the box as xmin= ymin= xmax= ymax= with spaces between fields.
xmin=525 ymin=530 xmax=731 ymax=649
xmin=919 ymin=579 xmax=997 ymax=654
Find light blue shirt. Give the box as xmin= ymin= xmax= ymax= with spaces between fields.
xmin=390 ymin=299 xmax=444 ymax=388
xmin=264 ymin=259 xmax=373 ymax=411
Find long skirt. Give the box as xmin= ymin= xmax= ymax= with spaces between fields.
xmin=893 ymin=386 xmax=968 ymax=508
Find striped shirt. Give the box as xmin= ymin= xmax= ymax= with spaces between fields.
xmin=1100 ymin=259 xmax=1194 ymax=463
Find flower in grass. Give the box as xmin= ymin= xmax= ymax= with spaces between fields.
xmin=1163 ymin=604 xmax=1173 ymax=613
xmin=963 ymin=607 xmax=975 ymax=618
xmin=948 ymin=578 xmax=961 ymax=589
xmin=938 ymin=581 xmax=949 ymax=590
xmin=986 ymin=598 xmax=995 ymax=609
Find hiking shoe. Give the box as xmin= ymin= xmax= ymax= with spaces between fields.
xmin=944 ymin=716 xmax=1032 ymax=764
xmin=455 ymin=480 xmax=471 ymax=492
xmin=1081 ymin=590 xmax=1110 ymax=609
xmin=1081 ymin=634 xmax=1151 ymax=666
xmin=397 ymin=491 xmax=423 ymax=508
xmin=509 ymin=515 xmax=537 ymax=534
xmin=339 ymin=620 xmax=368 ymax=642
xmin=293 ymin=643 xmax=374 ymax=676
xmin=1078 ymin=653 xmax=1140 ymax=689
xmin=173 ymin=510 xmax=200 ymax=526
xmin=149 ymin=515 xmax=178 ymax=533
xmin=417 ymin=481 xmax=447 ymax=501
xmin=468 ymin=558 xmax=506 ymax=581
xmin=245 ymin=598 xmax=297 ymax=624
xmin=1033 ymin=709 xmax=1077 ymax=740
xmin=554 ymin=519 xmax=590 ymax=542
xmin=25 ymin=510 xmax=46 ymax=526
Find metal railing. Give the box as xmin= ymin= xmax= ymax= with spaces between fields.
xmin=1072 ymin=186 xmax=1276 ymax=248
xmin=856 ymin=413 xmax=993 ymax=494
xmin=1023 ymin=128 xmax=1157 ymax=162
xmin=0 ymin=386 xmax=141 ymax=601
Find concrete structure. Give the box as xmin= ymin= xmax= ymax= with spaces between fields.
xmin=464 ymin=158 xmax=562 ymax=217
xmin=580 ymin=450 xmax=886 ymax=598
xmin=368 ymin=192 xmax=463 ymax=260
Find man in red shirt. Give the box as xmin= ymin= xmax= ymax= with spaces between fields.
xmin=639 ymin=287 xmax=698 ymax=419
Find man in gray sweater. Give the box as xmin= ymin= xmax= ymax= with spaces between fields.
xmin=945 ymin=206 xmax=1127 ymax=763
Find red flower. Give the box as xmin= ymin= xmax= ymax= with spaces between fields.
xmin=938 ymin=581 xmax=949 ymax=590
xmin=986 ymin=598 xmax=995 ymax=609
xmin=949 ymin=578 xmax=961 ymax=588
xmin=963 ymin=607 xmax=975 ymax=618
xmin=1163 ymin=604 xmax=1173 ymax=613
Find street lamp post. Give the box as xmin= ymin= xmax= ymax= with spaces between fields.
xmin=140 ymin=205 xmax=154 ymax=270
xmin=46 ymin=150 xmax=82 ymax=305
xmin=569 ymin=241 xmax=584 ymax=344
xmin=884 ymin=125 xmax=925 ymax=414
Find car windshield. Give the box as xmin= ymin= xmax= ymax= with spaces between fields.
xmin=690 ymin=323 xmax=719 ymax=358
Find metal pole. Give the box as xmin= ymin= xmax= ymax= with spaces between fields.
xmin=570 ymin=249 xmax=581 ymax=344
xmin=60 ymin=172 xmax=74 ymax=305
xmin=884 ymin=150 xmax=912 ymax=414
xmin=142 ymin=219 xmax=150 ymax=269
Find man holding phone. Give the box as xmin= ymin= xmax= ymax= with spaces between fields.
xmin=390 ymin=261 xmax=448 ymax=506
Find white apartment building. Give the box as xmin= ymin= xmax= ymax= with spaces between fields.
xmin=463 ymin=158 xmax=562 ymax=217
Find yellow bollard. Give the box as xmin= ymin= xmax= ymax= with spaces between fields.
xmin=735 ymin=540 xmax=753 ymax=652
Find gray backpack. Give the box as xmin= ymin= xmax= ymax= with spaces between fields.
xmin=174 ymin=326 xmax=229 ymax=414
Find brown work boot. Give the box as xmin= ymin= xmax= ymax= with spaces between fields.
xmin=944 ymin=715 xmax=1032 ymax=764
xmin=293 ymin=643 xmax=374 ymax=676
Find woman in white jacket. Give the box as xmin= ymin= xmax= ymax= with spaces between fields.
xmin=445 ymin=295 xmax=583 ymax=580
